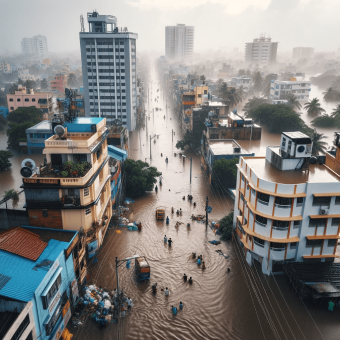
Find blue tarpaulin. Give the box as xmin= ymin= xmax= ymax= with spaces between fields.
xmin=108 ymin=145 xmax=127 ymax=162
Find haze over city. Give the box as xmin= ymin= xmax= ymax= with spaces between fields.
xmin=1 ymin=0 xmax=340 ymax=54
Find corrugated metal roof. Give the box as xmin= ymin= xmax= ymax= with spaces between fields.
xmin=0 ymin=239 xmax=68 ymax=302
xmin=0 ymin=274 xmax=11 ymax=290
xmin=0 ymin=227 xmax=48 ymax=261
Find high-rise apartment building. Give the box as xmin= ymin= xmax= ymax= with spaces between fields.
xmin=165 ymin=24 xmax=194 ymax=62
xmin=79 ymin=11 xmax=138 ymax=131
xmin=292 ymin=47 xmax=314 ymax=61
xmin=21 ymin=35 xmax=48 ymax=56
xmin=245 ymin=36 xmax=278 ymax=65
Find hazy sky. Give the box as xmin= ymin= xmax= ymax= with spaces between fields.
xmin=0 ymin=0 xmax=338 ymax=55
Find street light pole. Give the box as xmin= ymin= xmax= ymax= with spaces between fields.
xmin=205 ymin=196 xmax=209 ymax=229
xmin=189 ymin=157 xmax=192 ymax=184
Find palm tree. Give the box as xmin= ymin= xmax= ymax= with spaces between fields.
xmin=331 ymin=104 xmax=340 ymax=118
xmin=251 ymin=71 xmax=263 ymax=95
xmin=304 ymin=98 xmax=326 ymax=116
xmin=236 ymin=86 xmax=246 ymax=101
xmin=218 ymin=82 xmax=229 ymax=99
xmin=288 ymin=95 xmax=302 ymax=111
xmin=242 ymin=97 xmax=269 ymax=116
xmin=219 ymin=85 xmax=242 ymax=108
xmin=309 ymin=130 xmax=328 ymax=155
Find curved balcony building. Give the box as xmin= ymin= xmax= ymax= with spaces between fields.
xmin=234 ymin=132 xmax=340 ymax=274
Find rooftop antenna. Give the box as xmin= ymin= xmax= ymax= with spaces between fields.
xmin=80 ymin=14 xmax=85 ymax=32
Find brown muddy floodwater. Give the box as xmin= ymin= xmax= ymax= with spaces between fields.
xmin=69 ymin=66 xmax=340 ymax=340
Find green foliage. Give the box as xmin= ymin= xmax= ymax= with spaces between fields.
xmin=0 ymin=150 xmax=13 ymax=171
xmin=176 ymin=131 xmax=201 ymax=152
xmin=212 ymin=158 xmax=239 ymax=189
xmin=311 ymin=115 xmax=340 ymax=128
xmin=304 ymin=98 xmax=326 ymax=116
xmin=124 ymin=159 xmax=162 ymax=197
xmin=323 ymin=87 xmax=340 ymax=102
xmin=7 ymin=121 xmax=34 ymax=149
xmin=251 ymin=71 xmax=263 ymax=94
xmin=7 ymin=106 xmax=43 ymax=124
xmin=218 ymin=84 xmax=243 ymax=107
xmin=61 ymin=171 xmax=69 ymax=177
xmin=309 ymin=130 xmax=328 ymax=155
xmin=4 ymin=189 xmax=18 ymax=200
xmin=0 ymin=115 xmax=7 ymax=131
xmin=218 ymin=212 xmax=234 ymax=241
xmin=246 ymin=103 xmax=312 ymax=134
xmin=41 ymin=79 xmax=49 ymax=91
xmin=243 ymin=97 xmax=270 ymax=116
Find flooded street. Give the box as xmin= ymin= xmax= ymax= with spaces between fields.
xmin=72 ymin=66 xmax=340 ymax=340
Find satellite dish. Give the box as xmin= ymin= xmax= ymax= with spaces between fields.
xmin=21 ymin=158 xmax=36 ymax=170
xmin=21 ymin=167 xmax=33 ymax=178
xmin=54 ymin=125 xmax=65 ymax=138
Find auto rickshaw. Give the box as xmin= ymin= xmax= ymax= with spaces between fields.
xmin=135 ymin=256 xmax=150 ymax=281
xmin=156 ymin=207 xmax=165 ymax=220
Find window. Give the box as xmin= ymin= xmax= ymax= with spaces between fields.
xmin=275 ymin=197 xmax=292 ymax=207
xmin=257 ymin=192 xmax=270 ymax=205
xmin=11 ymin=314 xmax=30 ymax=340
xmin=281 ymin=137 xmax=286 ymax=148
xmin=32 ymin=98 xmax=36 ymax=102
xmin=85 ymin=207 xmax=91 ymax=215
xmin=42 ymin=273 xmax=62 ymax=309
xmin=309 ymin=218 xmax=326 ymax=228
xmin=240 ymin=193 xmax=244 ymax=202
xmin=293 ymin=221 xmax=300 ymax=228
xmin=25 ymin=98 xmax=29 ymax=102
xmin=9 ymin=98 xmax=13 ymax=101
xmin=255 ymin=215 xmax=267 ymax=226
xmin=273 ymin=220 xmax=289 ymax=230
xmin=42 ymin=209 xmax=48 ymax=217
xmin=10 ymin=107 xmax=14 ymax=110
xmin=290 ymin=242 xmax=297 ymax=249
xmin=335 ymin=196 xmax=340 ymax=205
xmin=328 ymin=239 xmax=337 ymax=247
xmin=331 ymin=218 xmax=340 ymax=226
xmin=306 ymin=239 xmax=323 ymax=247
xmin=84 ymin=188 xmax=89 ymax=197
xmin=45 ymin=292 xmax=67 ymax=335
xmin=204 ymin=90 xmax=207 ymax=94
xmin=312 ymin=196 xmax=331 ymax=206
xmin=253 ymin=236 xmax=265 ymax=247
xmin=295 ymin=197 xmax=303 ymax=207
xmin=17 ymin=98 xmax=21 ymax=102
xmin=270 ymin=242 xmax=286 ymax=250
xmin=198 ymin=94 xmax=202 ymax=98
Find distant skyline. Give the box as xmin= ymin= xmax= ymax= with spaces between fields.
xmin=0 ymin=0 xmax=339 ymax=55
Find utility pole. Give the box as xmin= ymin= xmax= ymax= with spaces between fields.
xmin=205 ymin=196 xmax=209 ymax=229
xmin=150 ymin=135 xmax=152 ymax=160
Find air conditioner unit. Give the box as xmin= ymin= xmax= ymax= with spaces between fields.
xmin=319 ymin=208 xmax=329 ymax=215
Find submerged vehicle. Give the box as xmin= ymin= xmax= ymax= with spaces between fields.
xmin=156 ymin=207 xmax=165 ymax=220
xmin=135 ymin=256 xmax=150 ymax=280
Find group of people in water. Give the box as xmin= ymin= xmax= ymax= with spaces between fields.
xmin=164 ymin=235 xmax=172 ymax=247
xmin=192 ymin=253 xmax=206 ymax=270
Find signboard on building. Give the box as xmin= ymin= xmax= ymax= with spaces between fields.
xmin=88 ymin=240 xmax=99 ymax=258
xmin=51 ymin=300 xmax=71 ymax=340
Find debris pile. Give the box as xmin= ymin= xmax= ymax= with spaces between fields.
xmin=73 ymin=285 xmax=133 ymax=327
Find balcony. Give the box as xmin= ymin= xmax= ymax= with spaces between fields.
xmin=62 ymin=195 xmax=80 ymax=207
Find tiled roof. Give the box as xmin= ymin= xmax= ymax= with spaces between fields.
xmin=0 ymin=227 xmax=48 ymax=261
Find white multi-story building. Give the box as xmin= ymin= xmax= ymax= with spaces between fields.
xmin=245 ymin=36 xmax=278 ymax=65
xmin=165 ymin=24 xmax=194 ymax=62
xmin=292 ymin=47 xmax=314 ymax=61
xmin=229 ymin=76 xmax=251 ymax=93
xmin=80 ymin=11 xmax=138 ymax=131
xmin=269 ymin=79 xmax=311 ymax=101
xmin=234 ymin=131 xmax=340 ymax=275
xmin=21 ymin=35 xmax=48 ymax=56
xmin=18 ymin=69 xmax=35 ymax=81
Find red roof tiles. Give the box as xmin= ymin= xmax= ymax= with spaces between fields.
xmin=0 ymin=227 xmax=48 ymax=261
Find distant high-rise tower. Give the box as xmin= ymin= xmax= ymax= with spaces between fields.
xmin=245 ymin=36 xmax=278 ymax=65
xmin=21 ymin=35 xmax=48 ymax=56
xmin=292 ymin=47 xmax=314 ymax=61
xmin=165 ymin=24 xmax=194 ymax=62
xmin=79 ymin=11 xmax=138 ymax=131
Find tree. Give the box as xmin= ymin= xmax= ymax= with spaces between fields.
xmin=219 ymin=84 xmax=242 ymax=108
xmin=309 ymin=130 xmax=328 ymax=155
xmin=304 ymin=98 xmax=326 ymax=116
xmin=0 ymin=150 xmax=13 ymax=171
xmin=176 ymin=131 xmax=201 ymax=153
xmin=331 ymin=104 xmax=340 ymax=119
xmin=218 ymin=212 xmax=234 ymax=241
xmin=323 ymin=87 xmax=340 ymax=102
xmin=124 ymin=159 xmax=161 ymax=197
xmin=0 ymin=89 xmax=7 ymax=107
xmin=0 ymin=115 xmax=7 ymax=131
xmin=212 ymin=158 xmax=239 ymax=190
xmin=246 ymin=103 xmax=312 ymax=134
xmin=68 ymin=73 xmax=78 ymax=88
xmin=41 ymin=78 xmax=49 ymax=91
xmin=243 ymin=97 xmax=270 ymax=116
xmin=251 ymin=71 xmax=263 ymax=95
xmin=6 ymin=107 xmax=43 ymax=149
xmin=312 ymin=115 xmax=340 ymax=128
xmin=7 ymin=106 xmax=43 ymax=124
xmin=236 ymin=86 xmax=246 ymax=101
xmin=262 ymin=74 xmax=276 ymax=98
xmin=288 ymin=95 xmax=302 ymax=111
xmin=24 ymin=80 xmax=37 ymax=91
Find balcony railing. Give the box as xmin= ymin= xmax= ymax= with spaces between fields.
xmin=62 ymin=195 xmax=80 ymax=206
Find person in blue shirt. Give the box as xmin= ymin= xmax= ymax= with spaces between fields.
xmin=164 ymin=235 xmax=167 ymax=243
xmin=166 ymin=216 xmax=169 ymax=224
xmin=172 ymin=305 xmax=177 ymax=315
xmin=179 ymin=302 xmax=183 ymax=310
xmin=197 ymin=258 xmax=201 ymax=265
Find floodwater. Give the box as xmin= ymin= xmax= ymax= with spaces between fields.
xmin=72 ymin=67 xmax=340 ymax=340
